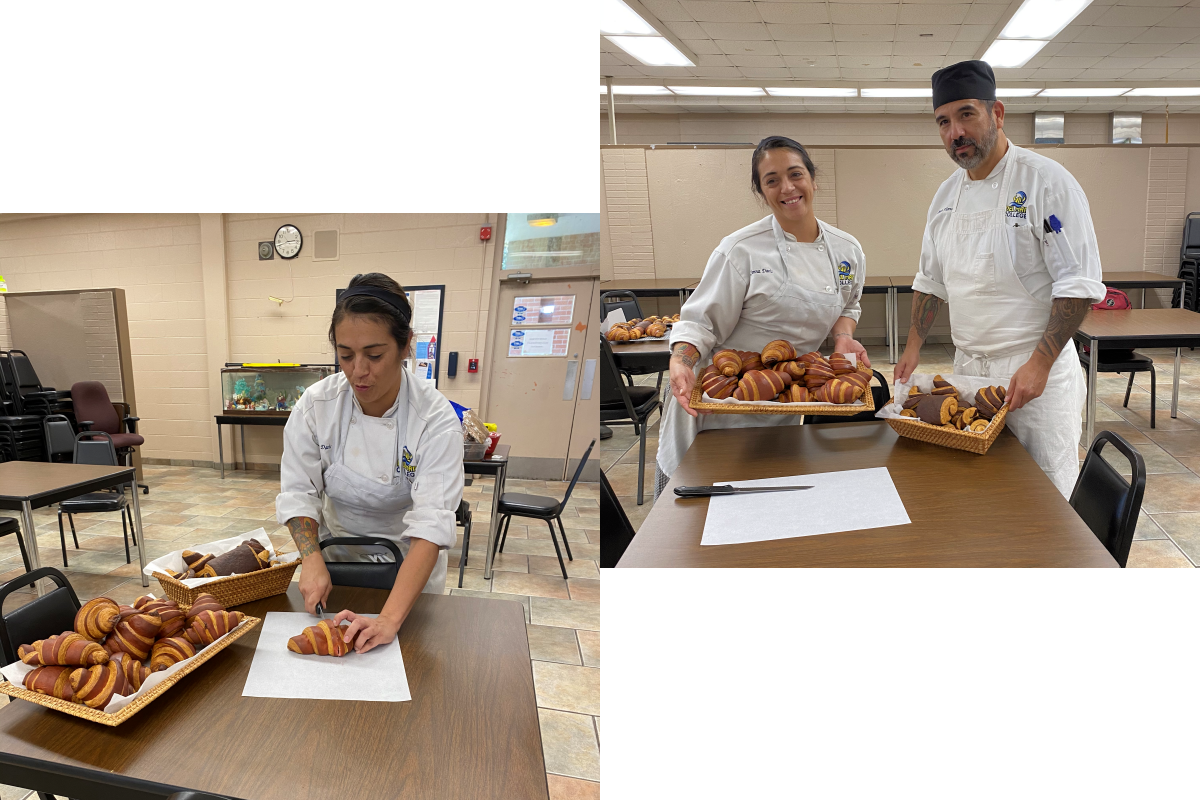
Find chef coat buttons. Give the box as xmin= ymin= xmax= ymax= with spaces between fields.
xmin=825 ymin=286 xmax=833 ymax=292
xmin=818 ymin=245 xmax=824 ymax=251
xmin=385 ymin=422 xmax=394 ymax=430
xmin=350 ymin=417 xmax=356 ymax=425
xmin=991 ymin=182 xmax=998 ymax=189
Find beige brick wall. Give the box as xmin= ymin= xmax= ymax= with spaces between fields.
xmin=601 ymin=149 xmax=655 ymax=279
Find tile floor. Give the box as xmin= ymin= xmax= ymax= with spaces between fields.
xmin=0 ymin=465 xmax=600 ymax=800
xmin=604 ymin=343 xmax=1200 ymax=568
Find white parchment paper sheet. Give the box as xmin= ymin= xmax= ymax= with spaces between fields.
xmin=700 ymin=467 xmax=911 ymax=546
xmin=241 ymin=612 xmax=410 ymax=702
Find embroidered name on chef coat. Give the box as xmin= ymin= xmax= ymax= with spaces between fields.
xmin=837 ymin=260 xmax=854 ymax=286
xmin=399 ymin=446 xmax=416 ymax=483
xmin=1006 ymin=191 xmax=1028 ymax=220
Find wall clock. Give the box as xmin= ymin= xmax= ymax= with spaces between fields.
xmin=274 ymin=225 xmax=302 ymax=259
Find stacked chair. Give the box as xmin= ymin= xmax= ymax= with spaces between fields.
xmin=1177 ymin=212 xmax=1200 ymax=312
xmin=0 ymin=352 xmax=51 ymax=462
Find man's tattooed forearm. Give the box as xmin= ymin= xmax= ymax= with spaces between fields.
xmin=671 ymin=342 xmax=700 ymax=368
xmin=1034 ymin=297 xmax=1090 ymax=363
xmin=287 ymin=517 xmax=321 ymax=558
xmin=911 ymin=292 xmax=944 ymax=342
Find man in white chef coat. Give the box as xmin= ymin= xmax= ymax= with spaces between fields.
xmin=895 ymin=60 xmax=1107 ymax=497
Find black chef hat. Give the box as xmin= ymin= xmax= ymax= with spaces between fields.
xmin=931 ymin=60 xmax=996 ymax=109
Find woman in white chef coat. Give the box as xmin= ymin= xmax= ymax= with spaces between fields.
xmin=276 ymin=273 xmax=465 ymax=653
xmin=657 ymin=136 xmax=871 ymax=498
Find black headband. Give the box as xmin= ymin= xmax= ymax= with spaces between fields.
xmin=338 ymin=286 xmax=412 ymax=325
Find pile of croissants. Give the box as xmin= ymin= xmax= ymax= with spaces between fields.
xmin=606 ymin=314 xmax=676 ymax=342
xmin=170 ymin=540 xmax=280 ymax=580
xmin=18 ymin=593 xmax=243 ymax=709
xmin=898 ymin=376 xmax=1007 ymax=432
xmin=699 ymin=340 xmax=872 ymax=404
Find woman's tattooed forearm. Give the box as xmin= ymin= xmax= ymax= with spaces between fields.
xmin=1034 ymin=297 xmax=1090 ymax=362
xmin=287 ymin=517 xmax=321 ymax=558
xmin=911 ymin=292 xmax=944 ymax=342
xmin=671 ymin=342 xmax=700 ymax=368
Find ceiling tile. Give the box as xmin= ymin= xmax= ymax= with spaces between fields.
xmin=1057 ymin=41 xmax=1123 ymax=56
xmin=1111 ymin=42 xmax=1176 ymax=56
xmin=1039 ymin=41 xmax=1068 ymax=56
xmin=1123 ymin=66 xmax=1186 ymax=77
xmin=676 ymin=65 xmax=746 ymax=77
xmin=782 ymin=54 xmax=841 ymax=67
xmin=640 ymin=0 xmax=691 ymax=22
xmin=992 ymin=67 xmax=1038 ymax=79
xmin=1074 ymin=67 xmax=1138 ymax=78
xmin=900 ymin=4 xmax=969 ymax=25
xmin=896 ymin=24 xmax=963 ymax=40
xmin=738 ymin=67 xmax=797 ymax=78
xmin=1071 ymin=26 xmax=1150 ymax=42
xmin=768 ymin=23 xmax=835 ymax=41
xmin=1130 ymin=26 xmax=1197 ymax=43
xmin=682 ymin=38 xmax=725 ymax=55
xmin=837 ymin=40 xmax=895 ymax=55
xmin=788 ymin=67 xmax=844 ymax=78
xmin=1043 ymin=55 xmax=1104 ymax=68
xmin=1069 ymin=5 xmax=1111 ymax=26
xmin=694 ymin=53 xmax=735 ymax=66
xmin=834 ymin=24 xmax=903 ymax=41
xmin=757 ymin=3 xmax=833 ymax=24
xmin=604 ymin=65 xmax=646 ymax=78
xmin=963 ymin=4 xmax=1007 ymax=24
xmin=1166 ymin=42 xmax=1200 ymax=55
xmin=699 ymin=21 xmax=772 ymax=39
xmin=1164 ymin=67 xmax=1200 ymax=77
xmin=777 ymin=41 xmax=839 ymax=56
xmin=726 ymin=54 xmax=787 ymax=67
xmin=679 ymin=1 xmax=763 ymax=22
xmin=1092 ymin=55 xmax=1155 ymax=67
xmin=839 ymin=68 xmax=892 ymax=79
xmin=716 ymin=39 xmax=781 ymax=55
xmin=1158 ymin=6 xmax=1200 ymax=24
xmin=893 ymin=40 xmax=953 ymax=55
xmin=837 ymin=55 xmax=895 ymax=68
xmin=1116 ymin=0 xmax=1191 ymax=6
xmin=889 ymin=67 xmax=940 ymax=79
xmin=829 ymin=4 xmax=899 ymax=24
xmin=1093 ymin=6 xmax=1176 ymax=25
xmin=601 ymin=52 xmax=630 ymax=67
xmin=663 ymin=20 xmax=708 ymax=38
xmin=947 ymin=41 xmax=981 ymax=55
xmin=956 ymin=25 xmax=994 ymax=40
xmin=1147 ymin=55 xmax=1200 ymax=66
xmin=1032 ymin=67 xmax=1088 ymax=79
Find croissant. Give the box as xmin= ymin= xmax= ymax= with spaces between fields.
xmin=975 ymin=386 xmax=1006 ymax=419
xmin=70 ymin=664 xmax=129 ymax=709
xmin=900 ymin=408 xmax=918 ymax=418
xmin=902 ymin=394 xmax=925 ymax=410
xmin=646 ymin=322 xmax=667 ymax=338
xmin=181 ymin=550 xmax=216 ymax=575
xmin=916 ymin=394 xmax=958 ymax=425
xmin=959 ymin=407 xmax=978 ymax=426
xmin=700 ymin=370 xmax=738 ymax=400
xmin=732 ymin=369 xmax=786 ymax=402
xmin=771 ymin=360 xmax=805 ymax=381
xmin=803 ymin=363 xmax=835 ymax=389
xmin=798 ymin=351 xmax=830 ymax=367
xmin=606 ymin=327 xmax=631 ymax=342
xmin=738 ymin=351 xmax=764 ymax=373
xmin=627 ymin=327 xmax=644 ymax=340
xmin=20 ymin=632 xmax=110 ymax=667
xmin=712 ymin=349 xmax=742 ymax=377
xmin=287 ymin=619 xmax=357 ymax=657
xmin=827 ymin=354 xmax=854 ymax=375
xmin=133 ymin=597 xmax=186 ymax=639
xmin=109 ymin=651 xmax=153 ymax=691
xmin=838 ymin=370 xmax=871 ymax=393
xmin=74 ymin=597 xmax=120 ymax=640
xmin=969 ymin=419 xmax=990 ymax=432
xmin=908 ymin=386 xmax=923 ymax=396
xmin=197 ymin=542 xmax=266 ymax=578
xmin=777 ymin=384 xmax=809 ymax=403
xmin=760 ymin=339 xmax=797 ymax=366
xmin=186 ymin=610 xmax=245 ymax=646
xmin=104 ymin=612 xmax=163 ymax=661
xmin=24 ymin=666 xmax=75 ymax=701
xmin=150 ymin=636 xmax=197 ymax=671
xmin=185 ymin=593 xmax=225 ymax=624
xmin=931 ymin=375 xmax=958 ymax=396
xmin=634 ymin=319 xmax=652 ymax=333
xmin=822 ymin=378 xmax=864 ymax=404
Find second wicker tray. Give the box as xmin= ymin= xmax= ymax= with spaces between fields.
xmin=154 ymin=559 xmax=299 ymax=608
xmin=886 ymin=403 xmax=1010 ymax=454
xmin=690 ymin=384 xmax=876 ymax=416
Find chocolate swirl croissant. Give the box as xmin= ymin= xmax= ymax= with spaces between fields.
xmin=712 ymin=349 xmax=742 ymax=377
xmin=760 ymin=339 xmax=797 ymax=367
xmin=70 ymin=664 xmax=129 ymax=709
xmin=109 ymin=651 xmax=152 ymax=691
xmin=738 ymin=351 xmax=764 ymax=373
xmin=75 ymin=597 xmax=120 ymax=640
xmin=916 ymin=394 xmax=958 ymax=425
xmin=803 ymin=362 xmax=835 ymax=389
xmin=288 ymin=619 xmax=357 ymax=657
xmin=838 ymin=370 xmax=871 ymax=393
xmin=23 ymin=666 xmax=75 ymax=701
xmin=827 ymin=354 xmax=855 ymax=375
xmin=821 ymin=378 xmax=864 ymax=404
xmin=133 ymin=596 xmax=186 ymax=639
xmin=184 ymin=593 xmax=225 ymax=625
xmin=700 ymin=369 xmax=738 ymax=400
xmin=104 ymin=612 xmax=163 ymax=661
xmin=777 ymin=384 xmax=809 ymax=403
xmin=931 ymin=375 xmax=958 ymax=397
xmin=732 ymin=369 xmax=786 ymax=401
xmin=186 ymin=610 xmax=245 ymax=646
xmin=974 ymin=385 xmax=1006 ymax=419
xmin=771 ymin=360 xmax=805 ymax=381
xmin=20 ymin=632 xmax=110 ymax=667
xmin=150 ymin=637 xmax=197 ymax=671
xmin=797 ymin=351 xmax=829 ymax=367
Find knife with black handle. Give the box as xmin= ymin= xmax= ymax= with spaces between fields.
xmin=674 ymin=484 xmax=814 ymax=498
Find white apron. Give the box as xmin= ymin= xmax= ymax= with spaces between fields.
xmin=320 ymin=405 xmax=447 ymax=594
xmin=938 ymin=160 xmax=1085 ymax=498
xmin=656 ymin=218 xmax=850 ymax=483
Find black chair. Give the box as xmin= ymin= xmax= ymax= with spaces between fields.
xmin=319 ymin=536 xmax=403 ymax=590
xmin=600 ymin=290 xmax=642 ymax=323
xmin=805 ymin=369 xmax=893 ymax=424
xmin=0 ymin=368 xmax=51 ymax=461
xmin=454 ymin=499 xmax=474 ymax=588
xmin=1078 ymin=347 xmax=1157 ymax=428
xmin=0 ymin=566 xmax=81 ymax=667
xmin=599 ymin=472 xmax=636 ymax=569
xmin=43 ymin=413 xmax=75 ymax=464
xmin=1069 ymin=431 xmax=1146 ymax=568
xmin=0 ymin=518 xmax=32 ymax=576
xmin=6 ymin=350 xmax=62 ymax=413
xmin=493 ymin=439 xmax=596 ymax=580
xmin=57 ymin=431 xmax=138 ymax=567
xmin=600 ymin=337 xmax=661 ymax=505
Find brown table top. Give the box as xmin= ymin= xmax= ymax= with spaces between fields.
xmin=618 ymin=421 xmax=1116 ymax=568
xmin=600 ymin=278 xmax=700 ymax=290
xmin=0 ymin=462 xmax=134 ymax=506
xmin=610 ymin=337 xmax=671 ymax=355
xmin=1102 ymin=271 xmax=1186 ymax=285
xmin=0 ymin=586 xmax=547 ymax=800
xmin=1077 ymin=308 xmax=1200 ymax=340
xmin=863 ymin=275 xmax=893 ymax=288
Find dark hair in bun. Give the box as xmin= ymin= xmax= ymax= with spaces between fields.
xmin=750 ymin=135 xmax=817 ymax=198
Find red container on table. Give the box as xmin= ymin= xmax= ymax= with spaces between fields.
xmin=484 ymin=432 xmax=502 ymax=458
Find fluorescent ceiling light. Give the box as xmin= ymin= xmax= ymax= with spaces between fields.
xmin=1039 ymin=87 xmax=1129 ymax=96
xmin=860 ymin=88 xmax=932 ymax=98
xmin=995 ymin=87 xmax=1043 ymax=97
xmin=600 ymin=0 xmax=656 ymax=35
xmin=982 ymin=39 xmax=1047 ymax=68
xmin=1001 ymin=0 xmax=1093 ymax=40
xmin=597 ymin=85 xmax=672 ymax=95
xmin=668 ymin=86 xmax=765 ymax=96
xmin=1125 ymin=87 xmax=1200 ymax=96
xmin=765 ymin=87 xmax=857 ymax=97
xmin=606 ymin=36 xmax=693 ymax=67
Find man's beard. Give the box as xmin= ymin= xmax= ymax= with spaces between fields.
xmin=948 ymin=116 xmax=998 ymax=170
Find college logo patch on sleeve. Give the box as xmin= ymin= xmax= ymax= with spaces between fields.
xmin=1006 ymin=191 xmax=1028 ymax=220
xmin=399 ymin=446 xmax=416 ymax=483
xmin=837 ymin=260 xmax=854 ymax=285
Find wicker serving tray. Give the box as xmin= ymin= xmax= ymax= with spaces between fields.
xmin=689 ymin=383 xmax=876 ymax=416
xmin=154 ymin=560 xmax=299 ymax=608
xmin=0 ymin=615 xmax=261 ymax=726
xmin=886 ymin=403 xmax=1010 ymax=454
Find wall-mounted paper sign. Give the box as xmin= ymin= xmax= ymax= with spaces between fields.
xmin=414 ymin=359 xmax=436 ymax=384
xmin=409 ymin=290 xmax=441 ymax=334
xmin=413 ymin=333 xmax=437 ymax=360
xmin=512 ymin=295 xmax=575 ymax=326
xmin=508 ymin=327 xmax=571 ymax=357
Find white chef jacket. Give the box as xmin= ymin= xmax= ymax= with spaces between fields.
xmin=275 ymin=368 xmax=465 ymax=594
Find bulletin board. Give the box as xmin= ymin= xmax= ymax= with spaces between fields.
xmin=334 ymin=284 xmax=444 ymax=388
